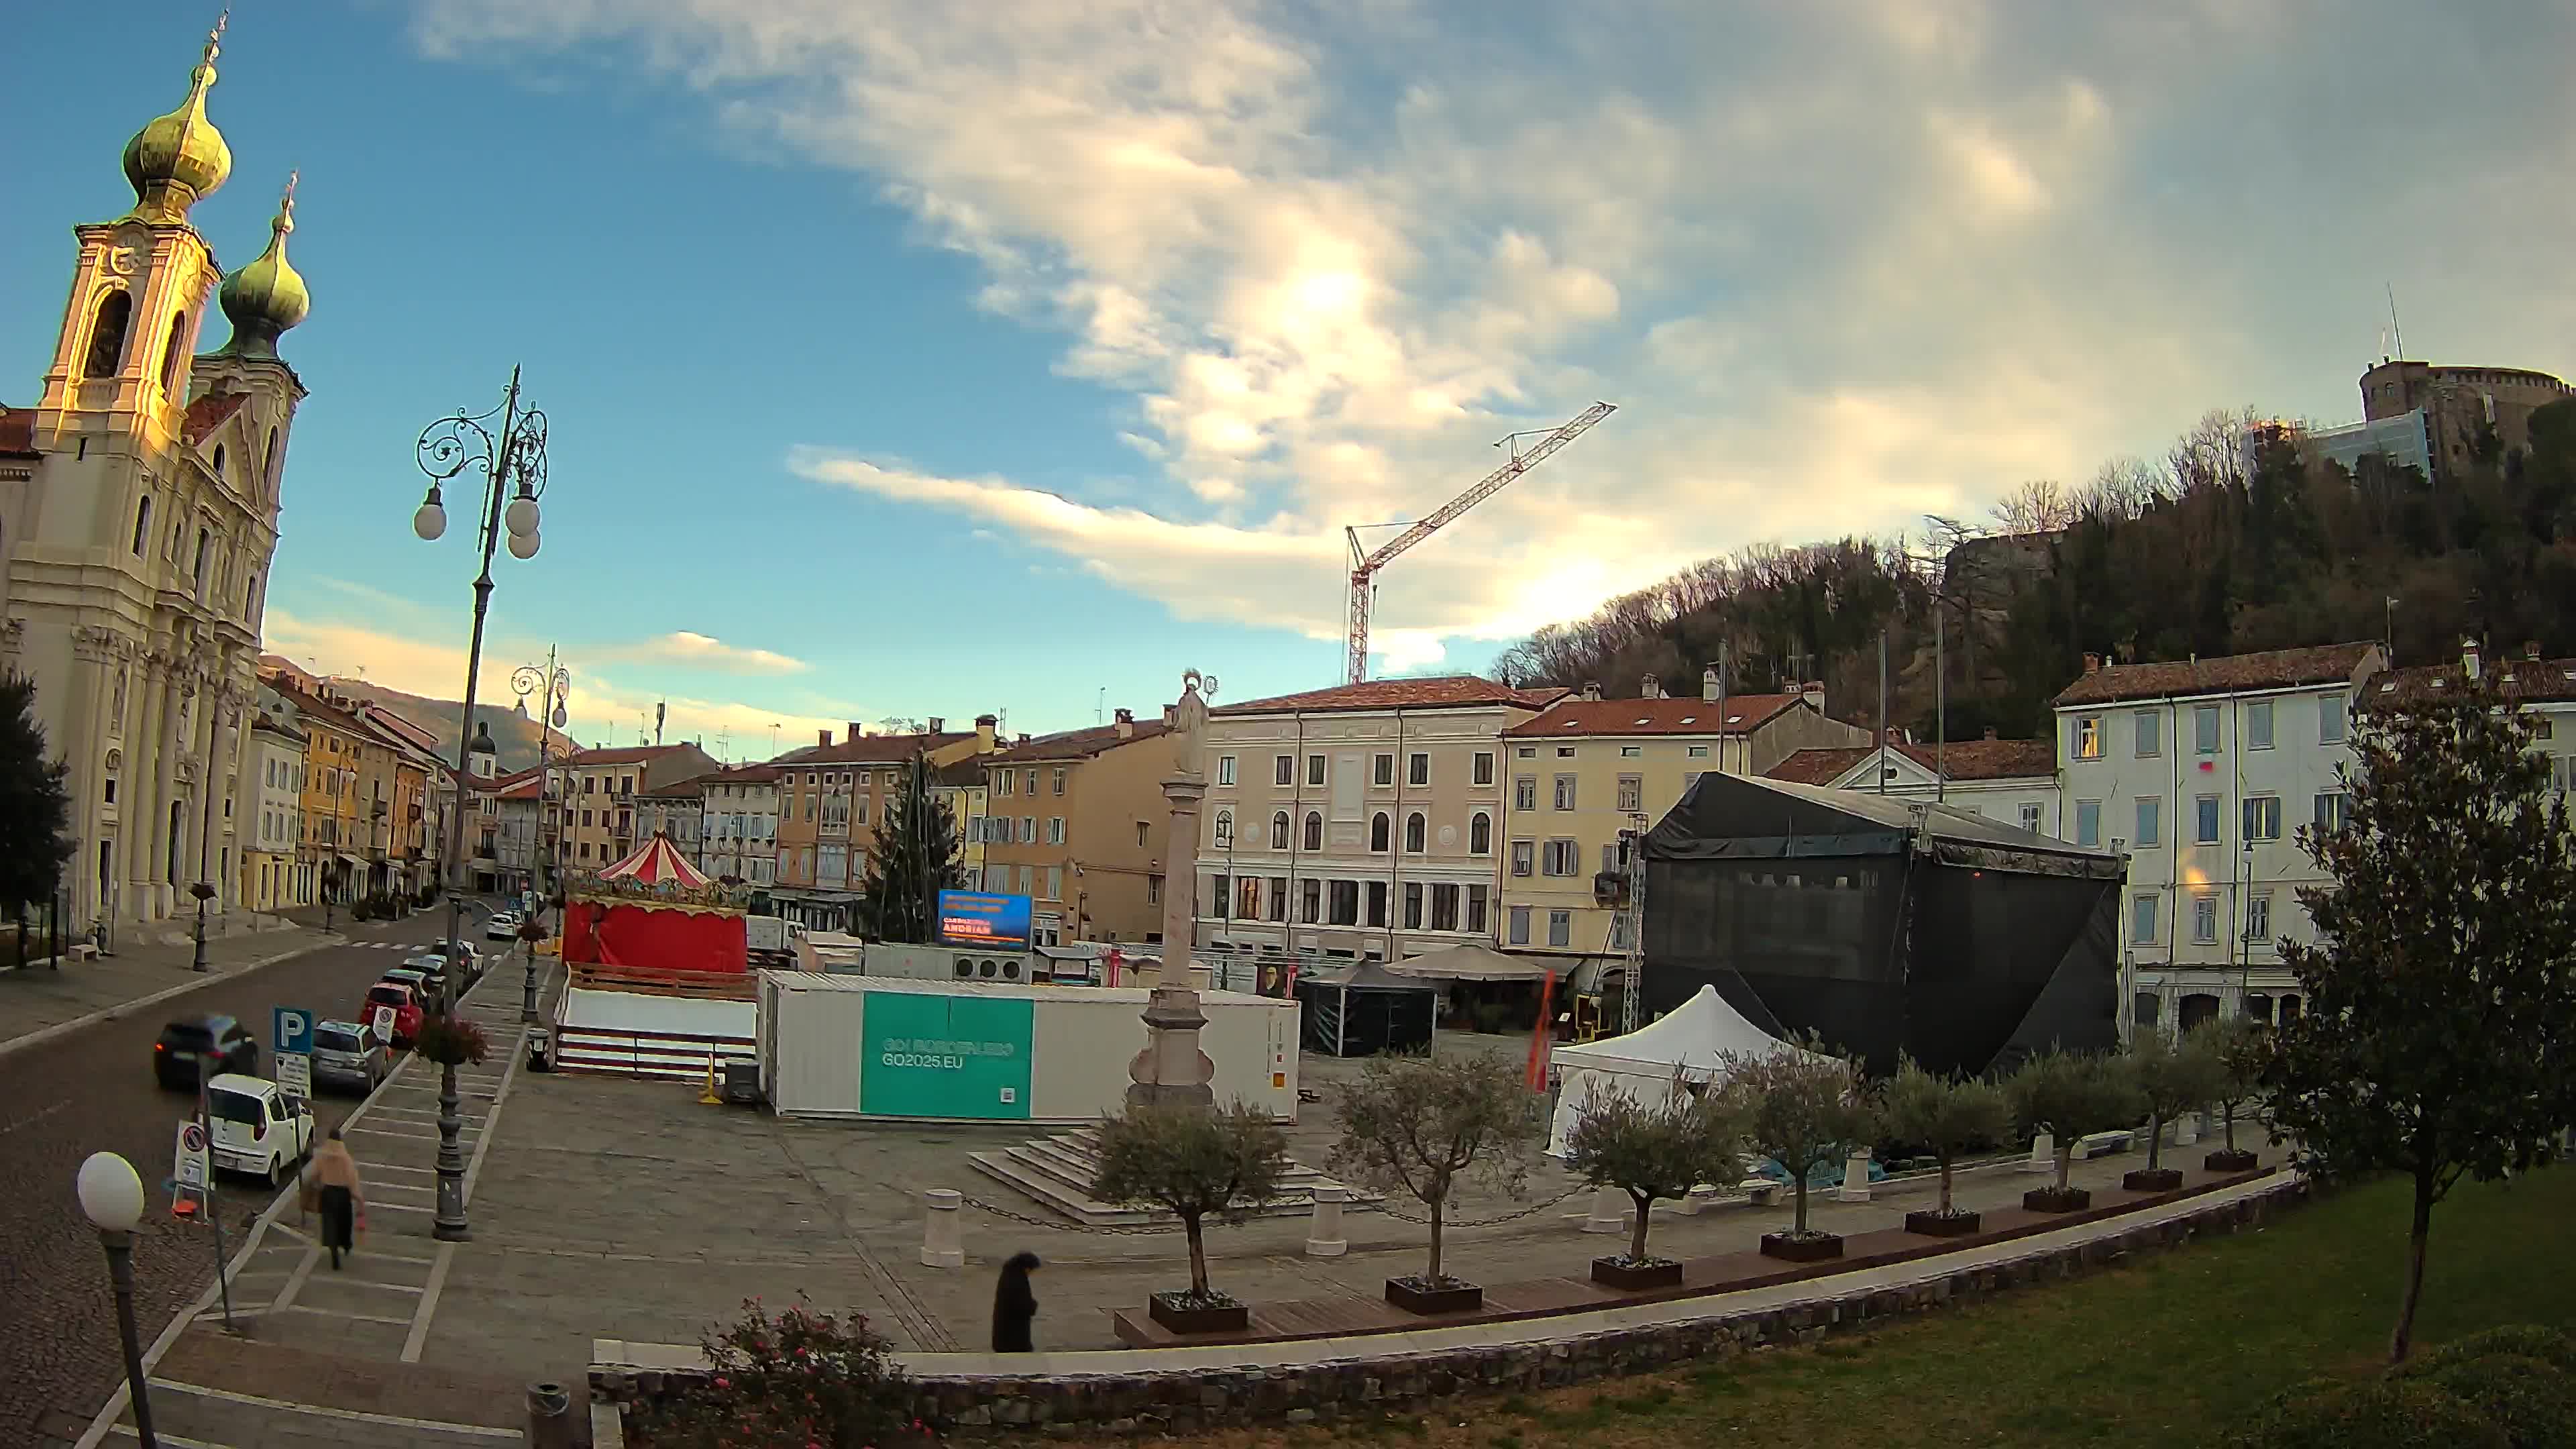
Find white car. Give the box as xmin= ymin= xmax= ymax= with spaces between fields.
xmin=204 ymin=1073 xmax=315 ymax=1188
xmin=484 ymin=912 xmax=523 ymax=941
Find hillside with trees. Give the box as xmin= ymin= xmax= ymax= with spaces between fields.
xmin=1490 ymin=401 xmax=2576 ymax=739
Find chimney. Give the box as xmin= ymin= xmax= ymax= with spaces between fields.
xmin=928 ymin=716 xmax=946 ymax=733
xmin=849 ymin=720 xmax=866 ymax=740
xmin=1801 ymin=680 xmax=1825 ymax=712
xmin=1701 ymin=665 xmax=1721 ymax=702
xmin=1983 ymin=727 xmax=1998 ymax=741
xmin=1581 ymin=680 xmax=1603 ymax=702
xmin=975 ymin=714 xmax=997 ymax=751
xmin=1640 ymin=673 xmax=1662 ymax=699
xmin=1017 ymin=733 xmax=1031 ymax=745
xmin=2083 ymin=652 xmax=2101 ymax=675
xmin=1114 ymin=707 xmax=1134 ymax=739
xmin=2526 ymin=640 xmax=2544 ymax=662
xmin=818 ymin=729 xmax=833 ymax=748
xmin=2462 ymin=638 xmax=2481 ymax=681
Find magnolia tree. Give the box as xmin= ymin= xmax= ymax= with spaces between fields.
xmin=1879 ymin=1057 xmax=2011 ymax=1220
xmin=1720 ymin=1039 xmax=1874 ymax=1241
xmin=1562 ymin=1070 xmax=1748 ymax=1265
xmin=1329 ymin=1051 xmax=1539 ymax=1287
xmin=1091 ymin=1102 xmax=1289 ymax=1308
xmin=2128 ymin=1028 xmax=2225 ymax=1175
xmin=2268 ymin=673 xmax=2576 ymax=1363
xmin=2006 ymin=1049 xmax=2141 ymax=1199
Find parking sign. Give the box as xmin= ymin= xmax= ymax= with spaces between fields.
xmin=273 ymin=1007 xmax=313 ymax=1058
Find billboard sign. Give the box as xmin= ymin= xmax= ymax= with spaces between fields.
xmin=860 ymin=991 xmax=1034 ymax=1120
xmin=936 ymin=890 xmax=1033 ymax=949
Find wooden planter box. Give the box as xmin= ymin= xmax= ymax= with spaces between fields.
xmin=1590 ymin=1256 xmax=1684 ymax=1291
xmin=2204 ymin=1148 xmax=2259 ymax=1173
xmin=1904 ymin=1209 xmax=1982 ymax=1238
xmin=2123 ymin=1167 xmax=2185 ymax=1193
xmin=1147 ymin=1291 xmax=1249 ymax=1336
xmin=1385 ymin=1277 xmax=1483 ymax=1315
xmin=2023 ymin=1186 xmax=2092 ymax=1213
xmin=1759 ymin=1231 xmax=1844 ymax=1263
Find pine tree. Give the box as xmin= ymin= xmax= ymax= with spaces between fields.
xmin=859 ymin=754 xmax=962 ymax=943
xmin=0 ymin=673 xmax=76 ymax=962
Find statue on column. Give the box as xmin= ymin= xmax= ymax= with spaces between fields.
xmin=1128 ymin=668 xmax=1220 ymax=1110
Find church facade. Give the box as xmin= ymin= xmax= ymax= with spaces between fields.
xmin=0 ymin=20 xmax=311 ymax=936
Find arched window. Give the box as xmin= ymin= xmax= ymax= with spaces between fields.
xmin=1469 ymin=811 xmax=1492 ymax=855
xmin=1369 ymin=812 xmax=1390 ymax=852
xmin=1270 ymin=811 xmax=1290 ymax=850
xmin=83 ymin=291 xmax=132 ymax=378
xmin=264 ymin=426 xmax=279 ymax=494
xmin=211 ymin=443 xmax=226 ymax=481
xmin=1302 ymin=810 xmax=1322 ymax=852
xmin=193 ymin=527 xmax=210 ymax=582
xmin=158 ymin=311 xmax=189 ymax=395
xmin=1405 ymin=812 xmax=1426 ymax=853
xmin=130 ymin=495 xmax=152 ymax=555
xmin=244 ymin=572 xmax=258 ymax=616
xmin=1213 ymin=809 xmax=1233 ymax=849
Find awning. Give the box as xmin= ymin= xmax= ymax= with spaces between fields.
xmin=1385 ymin=943 xmax=1558 ymax=981
xmin=336 ymin=853 xmax=366 ymax=870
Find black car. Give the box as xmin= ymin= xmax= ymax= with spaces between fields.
xmin=155 ymin=1015 xmax=257 ymax=1091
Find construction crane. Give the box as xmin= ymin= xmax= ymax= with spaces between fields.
xmin=1342 ymin=400 xmax=1617 ymax=684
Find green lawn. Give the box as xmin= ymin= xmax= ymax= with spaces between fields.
xmin=1203 ymin=1168 xmax=2576 ymax=1449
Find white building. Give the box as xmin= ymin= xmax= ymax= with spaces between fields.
xmin=699 ymin=763 xmax=780 ymax=888
xmin=2052 ymin=642 xmax=2384 ymax=1039
xmin=2371 ymin=641 xmax=2576 ymax=794
xmin=243 ymin=712 xmax=305 ymax=910
xmin=1767 ymin=731 xmax=2061 ymax=836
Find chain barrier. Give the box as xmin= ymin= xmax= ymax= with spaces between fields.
xmin=1374 ymin=1183 xmax=1590 ymax=1228
xmin=954 ymin=1193 xmax=1192 ymax=1236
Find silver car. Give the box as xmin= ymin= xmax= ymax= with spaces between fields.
xmin=310 ymin=1018 xmax=389 ymax=1093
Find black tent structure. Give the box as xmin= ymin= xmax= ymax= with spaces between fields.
xmin=1295 ymin=961 xmax=1439 ymax=1057
xmin=1642 ymin=772 xmax=2124 ymax=1078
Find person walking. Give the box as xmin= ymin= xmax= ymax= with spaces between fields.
xmin=991 ymin=1251 xmax=1040 ymax=1352
xmin=301 ymin=1126 xmax=366 ymax=1270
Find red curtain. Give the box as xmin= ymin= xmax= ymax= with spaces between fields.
xmin=565 ymin=901 xmax=748 ymax=975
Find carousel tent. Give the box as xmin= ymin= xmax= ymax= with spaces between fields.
xmin=1295 ymin=961 xmax=1438 ymax=1057
xmin=595 ymin=832 xmax=713 ymax=888
xmin=1546 ymin=985 xmax=1828 ymax=1155
xmin=564 ymin=831 xmax=746 ymax=975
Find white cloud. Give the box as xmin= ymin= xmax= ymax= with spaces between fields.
xmin=406 ymin=0 xmax=2576 ymax=664
xmin=599 ymin=631 xmax=810 ymax=676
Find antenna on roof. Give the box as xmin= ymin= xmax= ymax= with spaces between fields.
xmin=2385 ymin=283 xmax=2404 ymax=360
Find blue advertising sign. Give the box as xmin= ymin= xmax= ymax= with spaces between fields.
xmin=272 ymin=1006 xmax=314 ymax=1058
xmin=936 ymin=890 xmax=1033 ymax=949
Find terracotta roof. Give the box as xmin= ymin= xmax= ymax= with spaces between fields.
xmin=771 ymin=732 xmax=973 ymax=766
xmin=2051 ymin=643 xmax=2380 ymax=707
xmin=181 ymin=392 xmax=250 ymax=445
xmin=637 ymin=775 xmax=709 ymax=799
xmin=464 ymin=766 xmax=546 ymax=800
xmin=932 ymin=759 xmax=988 ymax=788
xmin=988 ymin=719 xmax=1171 ymax=763
xmin=1505 ymin=694 xmax=1802 ymax=739
xmin=2369 ymin=653 xmax=2576 ymax=706
xmin=1766 ymin=737 xmax=2057 ymax=786
xmin=566 ymin=744 xmax=702 ymax=767
xmin=1214 ymin=676 xmax=1563 ymax=716
xmin=706 ymin=763 xmax=781 ymax=784
xmin=0 ymin=407 xmax=35 ymax=458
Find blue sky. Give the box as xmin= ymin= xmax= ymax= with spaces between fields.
xmin=8 ymin=1 xmax=2575 ymax=753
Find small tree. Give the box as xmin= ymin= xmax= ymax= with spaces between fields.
xmin=0 ymin=674 xmax=75 ymax=963
xmin=2198 ymin=1016 xmax=2270 ymax=1159
xmin=1719 ymin=1039 xmax=1874 ymax=1238
xmin=2269 ymin=673 xmax=2576 ymax=1364
xmin=1562 ymin=1070 xmax=1747 ymax=1265
xmin=859 ymin=754 xmax=963 ymax=944
xmin=1328 ymin=1051 xmax=1540 ymax=1286
xmin=2129 ymin=1026 xmax=2225 ymax=1173
xmin=1879 ymin=1056 xmax=2011 ymax=1218
xmin=2006 ymin=1048 xmax=2142 ymax=1194
xmin=1090 ymin=1102 xmax=1288 ymax=1306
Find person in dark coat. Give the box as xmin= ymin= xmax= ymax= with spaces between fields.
xmin=299 ymin=1126 xmax=365 ymax=1270
xmin=991 ymin=1251 xmax=1041 ymax=1352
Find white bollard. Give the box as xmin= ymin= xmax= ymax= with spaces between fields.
xmin=2021 ymin=1132 xmax=2056 ymax=1173
xmin=920 ymin=1188 xmax=965 ymax=1269
xmin=1835 ymin=1148 xmax=1873 ymax=1202
xmin=1583 ymin=1185 xmax=1629 ymax=1234
xmin=2176 ymin=1112 xmax=2200 ymax=1146
xmin=1305 ymin=1184 xmax=1349 ymax=1257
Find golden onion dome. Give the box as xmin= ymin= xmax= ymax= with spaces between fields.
xmin=218 ymin=174 xmax=310 ymax=358
xmin=122 ymin=17 xmax=233 ymax=223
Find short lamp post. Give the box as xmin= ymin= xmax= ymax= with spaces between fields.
xmin=412 ymin=366 xmax=549 ymax=1242
xmin=517 ymin=915 xmax=547 ymax=1026
xmin=188 ymin=880 xmax=215 ymax=973
xmin=77 ymin=1151 xmax=157 ymax=1448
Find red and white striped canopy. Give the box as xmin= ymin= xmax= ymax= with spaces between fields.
xmin=595 ymin=831 xmax=712 ymax=889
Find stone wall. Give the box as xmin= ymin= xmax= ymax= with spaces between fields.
xmin=596 ymin=1177 xmax=2309 ymax=1436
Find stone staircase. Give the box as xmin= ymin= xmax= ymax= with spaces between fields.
xmin=968 ymin=1127 xmax=1379 ymax=1226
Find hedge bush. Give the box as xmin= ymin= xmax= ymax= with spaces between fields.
xmin=2420 ymin=1355 xmax=2576 ymax=1449
xmin=2409 ymin=1326 xmax=2576 ymax=1379
xmin=2233 ymin=1377 xmax=2510 ymax=1449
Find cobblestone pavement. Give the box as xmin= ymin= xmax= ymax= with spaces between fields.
xmin=0 ymin=912 xmax=468 ymax=1448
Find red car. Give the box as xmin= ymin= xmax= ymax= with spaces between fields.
xmin=361 ymin=981 xmax=424 ymax=1046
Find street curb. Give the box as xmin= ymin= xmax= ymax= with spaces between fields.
xmin=0 ymin=932 xmax=349 ymax=1065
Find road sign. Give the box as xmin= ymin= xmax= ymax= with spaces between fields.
xmin=273 ymin=1006 xmax=313 ymax=1057
xmin=371 ymin=1004 xmax=395 ymax=1042
xmin=174 ymin=1120 xmax=208 ymax=1190
xmin=276 ymin=1052 xmax=312 ymax=1100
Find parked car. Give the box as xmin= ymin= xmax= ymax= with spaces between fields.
xmin=398 ymin=954 xmax=451 ymax=997
xmin=155 ymin=1015 xmax=257 ymax=1091
xmin=204 ymin=1073 xmax=315 ymax=1187
xmin=310 ymin=1018 xmax=390 ymax=1093
xmin=362 ymin=981 xmax=425 ymax=1046
xmin=433 ymin=939 xmax=484 ymax=984
xmin=484 ymin=911 xmax=522 ymax=941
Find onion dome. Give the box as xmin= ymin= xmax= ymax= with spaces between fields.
xmin=123 ymin=15 xmax=233 ymax=223
xmin=218 ymin=174 xmax=310 ymax=358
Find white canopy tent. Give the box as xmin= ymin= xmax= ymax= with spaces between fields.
xmin=1546 ymin=984 xmax=1833 ymax=1155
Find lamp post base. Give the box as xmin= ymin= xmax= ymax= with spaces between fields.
xmin=100 ymin=1230 xmax=158 ymax=1447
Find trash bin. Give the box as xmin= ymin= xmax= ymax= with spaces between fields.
xmin=526 ymin=1026 xmax=553 ymax=1073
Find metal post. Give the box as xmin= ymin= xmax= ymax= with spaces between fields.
xmin=100 ymin=1230 xmax=158 ymax=1448
xmin=1934 ymin=600 xmax=1945 ymax=804
xmin=1877 ymin=629 xmax=1889 ymax=794
xmin=195 ymin=1084 xmax=234 ymax=1332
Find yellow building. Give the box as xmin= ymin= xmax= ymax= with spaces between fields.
xmin=559 ymin=743 xmax=720 ymax=874
xmin=932 ymin=757 xmax=991 ymax=891
xmin=979 ymin=710 xmax=1171 ymax=945
xmin=284 ymin=691 xmax=367 ymax=904
xmin=1497 ymin=672 xmax=1870 ymax=965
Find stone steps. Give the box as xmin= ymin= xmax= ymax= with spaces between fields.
xmin=968 ymin=1128 xmax=1377 ymax=1228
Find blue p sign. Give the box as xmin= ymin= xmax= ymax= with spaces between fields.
xmin=274 ymin=1006 xmax=313 ymax=1057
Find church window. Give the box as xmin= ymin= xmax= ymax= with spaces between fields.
xmin=158 ymin=311 xmax=189 ymax=394
xmin=211 ymin=444 xmax=225 ymax=480
xmin=193 ymin=527 xmax=210 ymax=583
xmin=83 ymin=291 xmax=131 ymax=378
xmin=246 ymin=572 xmax=258 ymax=616
xmin=264 ymin=427 xmax=278 ymax=493
xmin=131 ymin=496 xmax=152 ymax=555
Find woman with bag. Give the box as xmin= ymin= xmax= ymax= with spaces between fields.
xmin=300 ymin=1126 xmax=366 ymax=1269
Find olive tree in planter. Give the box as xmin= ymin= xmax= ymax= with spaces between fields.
xmin=1721 ymin=1039 xmax=1875 ymax=1263
xmin=1089 ymin=1101 xmax=1289 ymax=1335
xmin=1561 ymin=1069 xmax=1748 ymax=1289
xmin=2199 ymin=1016 xmax=2271 ymax=1172
xmin=1328 ymin=1051 xmax=1539 ymax=1314
xmin=2124 ymin=1027 xmax=2225 ymax=1191
xmin=2006 ymin=1049 xmax=2141 ymax=1212
xmin=1880 ymin=1056 xmax=2011 ymax=1237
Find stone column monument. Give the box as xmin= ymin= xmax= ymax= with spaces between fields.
xmin=1128 ymin=669 xmax=1218 ymax=1110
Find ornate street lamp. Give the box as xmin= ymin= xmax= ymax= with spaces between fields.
xmin=77 ymin=1151 xmax=157 ymax=1447
xmin=411 ymin=367 xmax=549 ymax=1242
